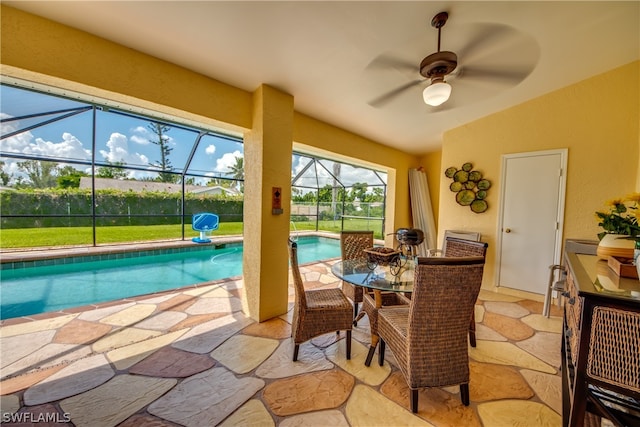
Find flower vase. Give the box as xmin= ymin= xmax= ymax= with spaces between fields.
xmin=596 ymin=233 xmax=635 ymax=259
xmin=634 ymin=241 xmax=640 ymax=279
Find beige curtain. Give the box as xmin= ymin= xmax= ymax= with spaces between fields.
xmin=409 ymin=168 xmax=437 ymax=256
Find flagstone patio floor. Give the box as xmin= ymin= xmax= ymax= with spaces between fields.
xmin=1 ymin=259 xmax=568 ymax=426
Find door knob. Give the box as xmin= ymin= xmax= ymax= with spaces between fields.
xmin=504 ymin=228 xmax=511 ymax=233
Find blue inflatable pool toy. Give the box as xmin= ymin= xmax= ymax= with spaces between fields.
xmin=192 ymin=213 xmax=219 ymax=243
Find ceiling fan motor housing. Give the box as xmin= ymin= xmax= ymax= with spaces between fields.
xmin=420 ymin=51 xmax=457 ymax=80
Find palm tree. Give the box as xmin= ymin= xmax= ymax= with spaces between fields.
xmin=226 ymin=156 xmax=244 ymax=193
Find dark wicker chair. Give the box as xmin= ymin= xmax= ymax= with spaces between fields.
xmin=361 ymin=289 xmax=410 ymax=366
xmin=340 ymin=230 xmax=374 ymax=325
xmin=441 ymin=237 xmax=488 ymax=347
xmin=288 ymin=238 xmax=352 ymax=361
xmin=377 ymin=256 xmax=486 ymax=413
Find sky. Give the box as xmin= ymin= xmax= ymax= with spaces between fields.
xmin=0 ymin=83 xmax=385 ymax=189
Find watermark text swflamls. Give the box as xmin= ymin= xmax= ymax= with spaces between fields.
xmin=2 ymin=412 xmax=72 ymax=423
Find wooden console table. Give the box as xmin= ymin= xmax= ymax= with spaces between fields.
xmin=561 ymin=240 xmax=640 ymax=426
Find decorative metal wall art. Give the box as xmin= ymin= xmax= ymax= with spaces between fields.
xmin=444 ymin=162 xmax=490 ymax=213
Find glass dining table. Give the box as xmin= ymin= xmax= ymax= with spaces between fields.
xmin=331 ymin=258 xmax=415 ymax=365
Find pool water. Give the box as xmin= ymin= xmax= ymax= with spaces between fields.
xmin=0 ymin=236 xmax=340 ymax=320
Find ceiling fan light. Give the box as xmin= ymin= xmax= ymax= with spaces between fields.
xmin=423 ymin=81 xmax=451 ymax=106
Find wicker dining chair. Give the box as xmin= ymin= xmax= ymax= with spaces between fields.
xmin=441 ymin=237 xmax=488 ymax=348
xmin=340 ymin=230 xmax=374 ymax=325
xmin=377 ymin=256 xmax=486 ymax=413
xmin=361 ymin=289 xmax=410 ymax=366
xmin=288 ymin=238 xmax=352 ymax=361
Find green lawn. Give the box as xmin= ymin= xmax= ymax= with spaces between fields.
xmin=0 ymin=219 xmax=383 ymax=249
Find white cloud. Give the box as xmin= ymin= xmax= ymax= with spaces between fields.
xmin=99 ymin=132 xmax=149 ymax=165
xmin=215 ymin=150 xmax=243 ymax=174
xmin=205 ymin=144 xmax=216 ymax=155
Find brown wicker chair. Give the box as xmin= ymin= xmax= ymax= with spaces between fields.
xmin=288 ymin=238 xmax=352 ymax=361
xmin=441 ymin=237 xmax=488 ymax=347
xmin=361 ymin=289 xmax=410 ymax=366
xmin=340 ymin=230 xmax=374 ymax=325
xmin=377 ymin=256 xmax=486 ymax=413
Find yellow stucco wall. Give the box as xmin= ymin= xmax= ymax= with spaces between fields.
xmin=0 ymin=5 xmax=417 ymax=320
xmin=439 ymin=61 xmax=640 ymax=289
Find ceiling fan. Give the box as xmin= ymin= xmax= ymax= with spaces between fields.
xmin=367 ymin=11 xmax=538 ymax=109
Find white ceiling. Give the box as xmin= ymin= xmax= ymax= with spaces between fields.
xmin=5 ymin=1 xmax=640 ymax=155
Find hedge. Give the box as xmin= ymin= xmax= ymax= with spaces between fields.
xmin=0 ymin=189 xmax=243 ymax=228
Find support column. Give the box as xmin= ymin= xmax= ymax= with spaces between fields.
xmin=242 ymin=85 xmax=294 ymax=322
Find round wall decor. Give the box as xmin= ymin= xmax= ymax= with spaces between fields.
xmin=444 ymin=162 xmax=491 ymax=213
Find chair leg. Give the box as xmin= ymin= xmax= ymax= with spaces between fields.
xmin=346 ymin=330 xmax=352 ymax=360
xmin=364 ymin=345 xmax=376 ymax=367
xmin=411 ymin=389 xmax=419 ymax=413
xmin=460 ymin=383 xmax=470 ymax=406
xmin=353 ymin=302 xmax=359 ymax=326
xmin=378 ymin=339 xmax=386 ymax=366
xmin=293 ymin=344 xmax=300 ymax=362
xmin=469 ymin=311 xmax=477 ymax=347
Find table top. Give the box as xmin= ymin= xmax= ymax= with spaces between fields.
xmin=331 ymin=258 xmax=414 ymax=293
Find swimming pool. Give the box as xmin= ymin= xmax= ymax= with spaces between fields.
xmin=0 ymin=236 xmax=340 ymax=320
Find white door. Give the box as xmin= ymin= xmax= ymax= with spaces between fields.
xmin=496 ymin=149 xmax=567 ymax=294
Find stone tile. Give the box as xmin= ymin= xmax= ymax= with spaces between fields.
xmin=211 ymin=335 xmax=279 ymax=374
xmin=99 ymin=304 xmax=157 ymax=326
xmin=255 ymin=339 xmax=334 ymax=379
xmin=0 ymin=330 xmax=56 ymax=368
xmin=184 ymin=296 xmax=243 ymax=315
xmin=518 ymin=299 xmax=564 ymax=317
xmin=483 ymin=312 xmax=535 ymax=341
xmin=218 ymin=399 xmax=275 ymax=427
xmin=156 ymin=293 xmax=198 ymax=312
xmin=92 ymin=327 xmax=162 ymax=354
xmin=147 ymin=367 xmax=264 ymax=426
xmin=475 ymin=323 xmax=508 ymax=342
xmin=477 ymin=290 xmax=522 ymax=303
xmin=172 ymin=314 xmax=253 ymax=354
xmin=469 ymin=341 xmax=556 ymax=374
xmin=137 ymin=293 xmax=178 ymax=305
xmin=0 ymin=315 xmax=76 ymax=338
xmin=2 ymin=343 xmax=92 ymax=379
xmin=521 ymin=314 xmax=563 ymax=333
xmin=0 ymin=364 xmax=65 ymax=396
xmin=53 ymin=319 xmax=112 ymax=344
xmin=129 ymin=346 xmax=215 ymax=378
xmin=200 ymin=286 xmax=235 ymax=298
xmin=475 ymin=304 xmax=485 ymax=323
xmin=326 ymin=339 xmax=392 ymax=386
xmin=0 ymin=394 xmax=20 ymax=414
xmin=77 ymin=302 xmax=135 ymax=322
xmin=106 ymin=330 xmax=188 ymax=370
xmin=516 ymin=331 xmax=562 ymax=371
xmin=469 ymin=361 xmax=534 ymax=401
xmin=182 ymin=284 xmax=219 ymax=296
xmin=60 ymin=374 xmax=176 ymax=427
xmin=263 ymin=370 xmax=354 ymax=416
xmin=345 ymin=384 xmax=432 ymax=426
xmin=118 ymin=413 xmax=181 ymax=427
xmin=242 ymin=317 xmax=291 ymax=339
xmin=169 ymin=312 xmax=226 ymax=331
xmin=279 ymin=409 xmax=349 ymax=427
xmin=6 ymin=403 xmax=73 ymax=425
xmin=483 ymin=301 xmax=531 ymax=318
xmin=23 ymin=354 xmax=114 ymax=406
xmin=521 ymin=369 xmax=562 ymax=415
xmin=134 ymin=311 xmax=188 ymax=331
xmin=477 ymin=400 xmax=562 ymax=426
xmin=380 ymin=371 xmax=480 ymax=426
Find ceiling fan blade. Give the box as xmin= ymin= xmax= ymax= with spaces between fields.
xmin=365 ymin=53 xmax=416 ymax=73
xmin=456 ymin=65 xmax=533 ymax=85
xmin=456 ymin=24 xmax=514 ymax=64
xmin=368 ymin=79 xmax=424 ymax=108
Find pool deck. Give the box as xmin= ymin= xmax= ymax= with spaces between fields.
xmin=0 ymin=258 xmax=569 ymax=426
